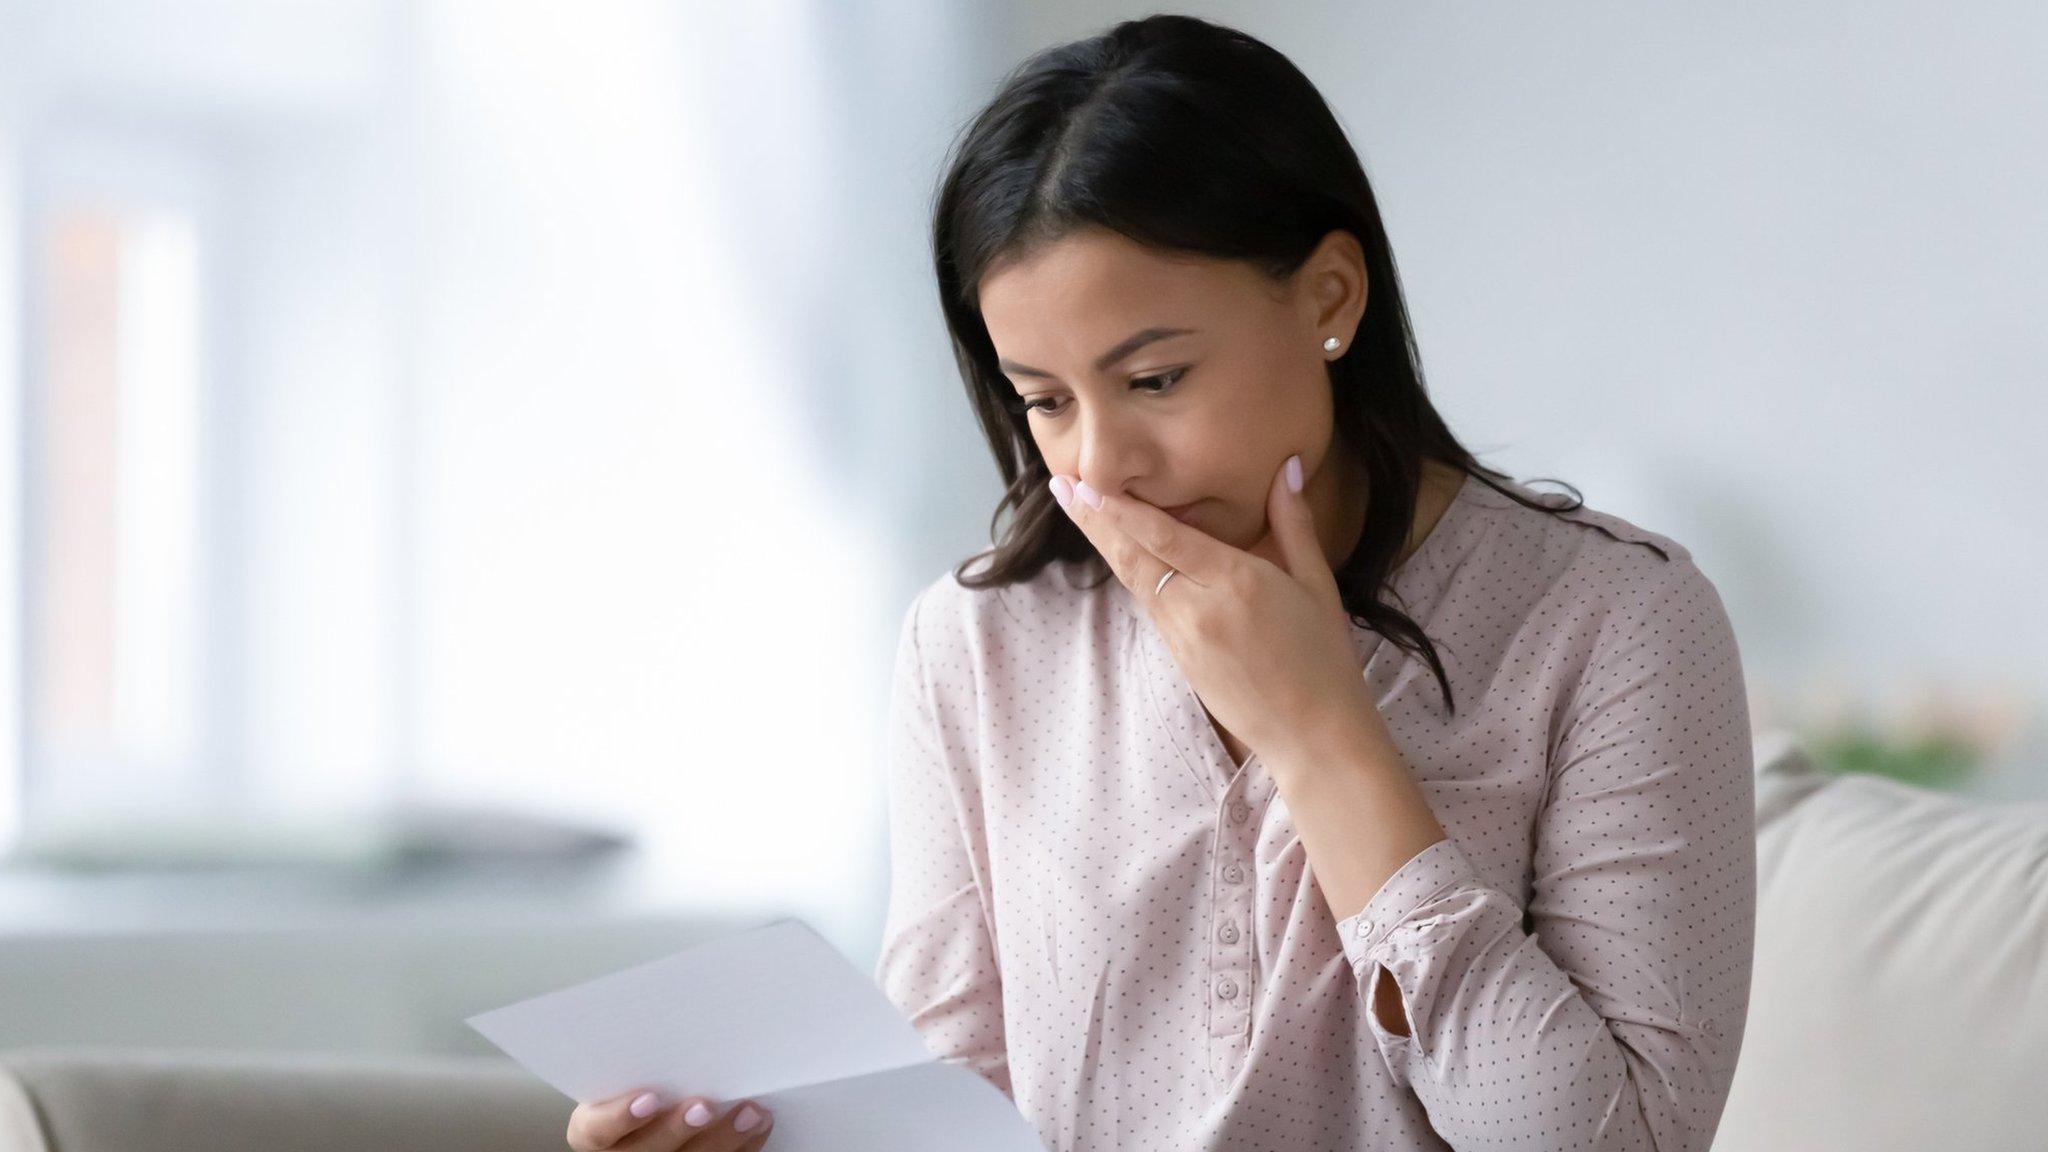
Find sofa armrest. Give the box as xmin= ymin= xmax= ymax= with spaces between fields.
xmin=0 ymin=1048 xmax=571 ymax=1152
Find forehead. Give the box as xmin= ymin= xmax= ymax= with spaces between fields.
xmin=978 ymin=228 xmax=1270 ymax=342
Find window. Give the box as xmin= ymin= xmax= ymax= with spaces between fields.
xmin=28 ymin=202 xmax=206 ymax=828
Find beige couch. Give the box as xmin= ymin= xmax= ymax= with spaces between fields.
xmin=1710 ymin=730 xmax=2048 ymax=1149
xmin=0 ymin=1050 xmax=567 ymax=1152
xmin=4 ymin=730 xmax=2045 ymax=1152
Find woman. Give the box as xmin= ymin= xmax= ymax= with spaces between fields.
xmin=875 ymin=13 xmax=1754 ymax=1152
xmin=568 ymin=13 xmax=1754 ymax=1152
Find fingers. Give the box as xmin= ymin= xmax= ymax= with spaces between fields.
xmin=1051 ymin=476 xmax=1181 ymax=605
xmin=1262 ymin=454 xmax=1342 ymax=609
xmin=693 ymin=1100 xmax=775 ymax=1150
xmin=615 ymin=1097 xmax=773 ymax=1152
xmin=566 ymin=1088 xmax=670 ymax=1151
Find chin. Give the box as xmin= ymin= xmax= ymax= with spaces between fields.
xmin=1175 ymin=503 xmax=1248 ymax=546
xmin=1209 ymin=518 xmax=1258 ymax=549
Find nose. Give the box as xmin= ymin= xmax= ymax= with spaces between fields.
xmin=1072 ymin=403 xmax=1156 ymax=499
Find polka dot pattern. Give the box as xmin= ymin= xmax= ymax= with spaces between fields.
xmin=873 ymin=472 xmax=1757 ymax=1151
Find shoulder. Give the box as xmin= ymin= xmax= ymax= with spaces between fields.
xmin=1460 ymin=474 xmax=1728 ymax=640
xmin=1537 ymin=495 xmax=1692 ymax=566
xmin=1463 ymin=474 xmax=1692 ymax=566
xmin=904 ymin=555 xmax=1101 ymax=632
xmin=1534 ymin=494 xmax=1738 ymax=679
xmin=1550 ymin=496 xmax=1710 ymax=626
xmin=1465 ymin=475 xmax=1696 ymax=585
xmin=897 ymin=555 xmax=1118 ymax=681
xmin=1454 ymin=485 xmax=1752 ymax=762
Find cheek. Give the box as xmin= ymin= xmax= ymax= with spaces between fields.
xmin=1187 ymin=403 xmax=1291 ymax=481
xmin=1205 ymin=363 xmax=1318 ymax=440
xmin=1197 ymin=393 xmax=1325 ymax=521
xmin=1223 ymin=376 xmax=1332 ymax=463
xmin=1029 ymin=431 xmax=1071 ymax=477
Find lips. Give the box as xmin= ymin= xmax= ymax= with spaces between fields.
xmin=1160 ymin=501 xmax=1203 ymax=523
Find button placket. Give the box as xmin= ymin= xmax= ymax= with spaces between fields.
xmin=1210 ymin=777 xmax=1274 ymax=1086
xmin=1209 ymin=787 xmax=1256 ymax=1047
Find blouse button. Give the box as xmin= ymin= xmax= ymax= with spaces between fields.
xmin=1229 ymin=802 xmax=1251 ymax=824
xmin=1222 ymin=863 xmax=1244 ymax=884
xmin=1215 ymin=977 xmax=1238 ymax=1000
xmin=1217 ymin=922 xmax=1239 ymax=945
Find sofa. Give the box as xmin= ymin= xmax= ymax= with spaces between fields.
xmin=1711 ymin=729 xmax=2048 ymax=1149
xmin=0 ymin=1051 xmax=567 ymax=1152
xmin=3 ymin=729 xmax=2044 ymax=1152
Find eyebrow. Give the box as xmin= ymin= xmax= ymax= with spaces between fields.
xmin=997 ymin=326 xmax=1197 ymax=381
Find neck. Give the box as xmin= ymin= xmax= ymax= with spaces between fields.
xmin=1321 ymin=442 xmax=1372 ymax=570
xmin=1316 ymin=446 xmax=1454 ymax=572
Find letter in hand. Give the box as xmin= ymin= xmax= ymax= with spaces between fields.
xmin=566 ymin=1086 xmax=776 ymax=1151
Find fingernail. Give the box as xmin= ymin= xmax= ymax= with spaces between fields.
xmin=1049 ymin=474 xmax=1073 ymax=511
xmin=734 ymin=1104 xmax=765 ymax=1133
xmin=1284 ymin=454 xmax=1303 ymax=493
xmin=683 ymin=1101 xmax=713 ymax=1127
xmin=1074 ymin=480 xmax=1103 ymax=509
xmin=629 ymin=1092 xmax=663 ymax=1118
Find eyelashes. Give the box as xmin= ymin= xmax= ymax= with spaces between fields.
xmin=1004 ymin=367 xmax=1190 ymax=419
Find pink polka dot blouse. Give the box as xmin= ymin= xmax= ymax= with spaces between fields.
xmin=873 ymin=471 xmax=1757 ymax=1150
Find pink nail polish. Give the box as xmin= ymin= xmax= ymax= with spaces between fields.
xmin=1049 ymin=475 xmax=1073 ymax=510
xmin=1074 ymin=480 xmax=1103 ymax=509
xmin=734 ymin=1105 xmax=765 ymax=1133
xmin=629 ymin=1092 xmax=663 ymax=1118
xmin=683 ymin=1101 xmax=713 ymax=1126
xmin=1284 ymin=454 xmax=1303 ymax=493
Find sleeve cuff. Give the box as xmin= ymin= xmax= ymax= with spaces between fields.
xmin=1333 ymin=836 xmax=1480 ymax=971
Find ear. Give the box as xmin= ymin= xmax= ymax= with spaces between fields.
xmin=1300 ymin=228 xmax=1369 ymax=347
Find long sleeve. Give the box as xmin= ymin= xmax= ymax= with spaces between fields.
xmin=871 ymin=588 xmax=1014 ymax=1099
xmin=1332 ymin=559 xmax=1756 ymax=1150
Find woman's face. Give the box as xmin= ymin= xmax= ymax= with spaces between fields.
xmin=978 ymin=224 xmax=1369 ymax=563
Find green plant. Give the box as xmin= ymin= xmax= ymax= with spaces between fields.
xmin=1804 ymin=723 xmax=1980 ymax=791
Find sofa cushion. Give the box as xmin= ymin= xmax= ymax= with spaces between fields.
xmin=0 ymin=1049 xmax=570 ymax=1152
xmin=1713 ymin=730 xmax=2048 ymax=1151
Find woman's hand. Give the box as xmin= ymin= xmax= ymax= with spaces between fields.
xmin=567 ymin=1088 xmax=774 ymax=1152
xmin=1049 ymin=454 xmax=1392 ymax=769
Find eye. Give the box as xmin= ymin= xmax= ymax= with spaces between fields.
xmin=1008 ymin=367 xmax=1189 ymax=418
xmin=1132 ymin=367 xmax=1188 ymax=395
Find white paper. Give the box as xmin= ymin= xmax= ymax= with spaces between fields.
xmin=465 ymin=917 xmax=1045 ymax=1150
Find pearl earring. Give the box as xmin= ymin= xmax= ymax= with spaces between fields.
xmin=1322 ymin=336 xmax=1340 ymax=353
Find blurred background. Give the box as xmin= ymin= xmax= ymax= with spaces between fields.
xmin=0 ymin=0 xmax=2042 ymax=1061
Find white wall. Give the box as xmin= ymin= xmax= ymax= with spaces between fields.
xmin=0 ymin=0 xmax=25 ymax=849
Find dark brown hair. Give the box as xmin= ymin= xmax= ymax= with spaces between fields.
xmin=931 ymin=14 xmax=1590 ymax=717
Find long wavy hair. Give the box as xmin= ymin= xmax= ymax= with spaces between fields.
xmin=931 ymin=13 xmax=1589 ymax=717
